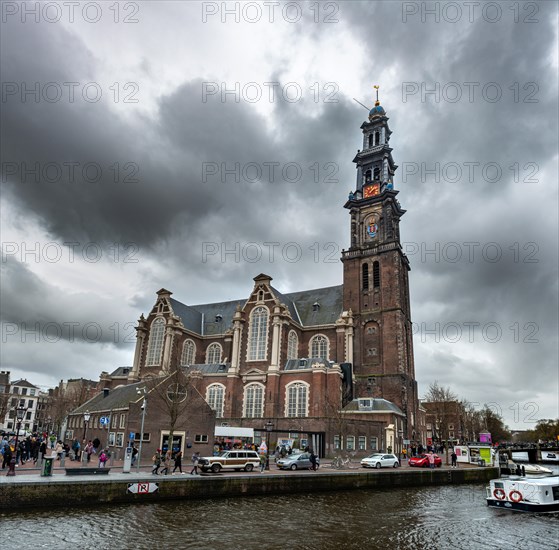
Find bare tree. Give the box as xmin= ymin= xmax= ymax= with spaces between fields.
xmin=146 ymin=368 xmax=192 ymax=456
xmin=424 ymin=381 xmax=459 ymax=465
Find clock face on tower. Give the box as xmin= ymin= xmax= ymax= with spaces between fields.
xmin=363 ymin=183 xmax=380 ymax=198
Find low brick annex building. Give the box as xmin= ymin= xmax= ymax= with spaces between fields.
xmin=68 ymin=96 xmax=421 ymax=458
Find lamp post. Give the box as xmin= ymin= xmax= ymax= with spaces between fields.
xmin=7 ymin=406 xmax=27 ymax=477
xmin=136 ymin=388 xmax=147 ymax=472
xmin=82 ymin=411 xmax=91 ymax=441
xmin=265 ymin=421 xmax=273 ymax=470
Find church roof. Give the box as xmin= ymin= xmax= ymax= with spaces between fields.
xmin=72 ymin=381 xmax=146 ymax=414
xmin=169 ymin=284 xmax=343 ymax=334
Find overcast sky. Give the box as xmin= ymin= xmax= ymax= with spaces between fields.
xmin=1 ymin=1 xmax=557 ymax=429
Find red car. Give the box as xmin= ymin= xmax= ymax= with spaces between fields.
xmin=408 ymin=453 xmax=443 ymax=468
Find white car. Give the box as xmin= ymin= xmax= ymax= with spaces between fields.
xmin=361 ymin=453 xmax=400 ymax=469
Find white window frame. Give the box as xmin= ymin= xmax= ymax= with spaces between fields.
xmin=346 ymin=436 xmax=355 ymax=451
xmin=285 ymin=381 xmax=309 ymax=418
xmin=309 ymin=334 xmax=329 ymax=360
xmin=247 ymin=306 xmax=269 ymax=361
xmin=146 ymin=317 xmax=166 ymax=366
xmin=206 ymin=383 xmax=225 ymax=418
xmin=370 ymin=437 xmax=378 ymax=451
xmin=119 ymin=414 xmax=126 ymax=429
xmin=181 ymin=339 xmax=196 ymax=366
xmin=334 ymin=435 xmax=342 ymax=450
xmin=243 ymin=383 xmax=265 ymax=418
xmin=358 ymin=436 xmax=367 ymax=451
xmin=116 ymin=432 xmax=124 ymax=447
xmin=195 ymin=434 xmax=208 ymax=443
xmin=287 ymin=330 xmax=298 ymax=360
xmin=206 ymin=343 xmax=222 ymax=364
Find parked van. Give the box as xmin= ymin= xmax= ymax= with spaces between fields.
xmin=198 ymin=450 xmax=260 ymax=473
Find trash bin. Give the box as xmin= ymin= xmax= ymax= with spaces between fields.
xmin=41 ymin=456 xmax=54 ymax=477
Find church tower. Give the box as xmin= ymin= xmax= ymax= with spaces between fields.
xmin=341 ymin=88 xmax=418 ymax=440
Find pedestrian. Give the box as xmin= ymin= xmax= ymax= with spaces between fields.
xmin=428 ymin=451 xmax=435 ymax=469
xmin=309 ymin=451 xmax=318 ymax=471
xmin=131 ymin=444 xmax=138 ymax=466
xmin=98 ymin=449 xmax=109 ymax=468
xmin=54 ymin=440 xmax=64 ymax=461
xmin=72 ymin=439 xmax=81 ymax=461
xmin=173 ymin=450 xmax=183 ymax=474
xmin=160 ymin=450 xmax=172 ymax=475
xmin=190 ymin=451 xmax=200 ymax=475
xmin=259 ymin=453 xmax=266 ymax=473
xmin=402 ymin=448 xmax=407 ymax=461
xmin=85 ymin=440 xmax=93 ymax=463
xmin=152 ymin=449 xmax=162 ymax=475
xmin=451 ymin=450 xmax=457 ymax=468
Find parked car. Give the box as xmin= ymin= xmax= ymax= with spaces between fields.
xmin=408 ymin=453 xmax=443 ymax=468
xmin=277 ymin=452 xmax=319 ymax=470
xmin=360 ymin=453 xmax=400 ymax=469
xmin=198 ymin=450 xmax=260 ymax=473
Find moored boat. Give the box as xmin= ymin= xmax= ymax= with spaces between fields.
xmin=486 ymin=476 xmax=559 ymax=513
xmin=504 ymin=460 xmax=554 ymax=476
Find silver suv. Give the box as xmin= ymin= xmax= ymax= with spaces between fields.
xmin=198 ymin=450 xmax=261 ymax=473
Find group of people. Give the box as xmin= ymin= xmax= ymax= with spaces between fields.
xmin=152 ymin=449 xmax=201 ymax=476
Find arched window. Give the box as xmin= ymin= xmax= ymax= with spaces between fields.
xmin=362 ymin=263 xmax=369 ymax=291
xmin=368 ymin=134 xmax=374 ymax=148
xmin=373 ymin=261 xmax=381 ymax=288
xmin=373 ymin=167 xmax=380 ymax=181
xmin=180 ymin=339 xmax=196 ymax=366
xmin=310 ymin=335 xmax=329 ymax=360
xmin=286 ymin=382 xmax=309 ymax=417
xmin=146 ymin=318 xmax=165 ymax=366
xmin=374 ymin=131 xmax=380 ymax=146
xmin=243 ymin=383 xmax=264 ymax=418
xmin=206 ymin=384 xmax=225 ymax=418
xmin=248 ymin=306 xmax=269 ymax=361
xmin=287 ymin=330 xmax=298 ymax=360
xmin=206 ymin=343 xmax=222 ymax=364
xmin=365 ymin=169 xmax=372 ymax=184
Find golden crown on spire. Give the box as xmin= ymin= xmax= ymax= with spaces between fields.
xmin=373 ymin=85 xmax=380 ymax=106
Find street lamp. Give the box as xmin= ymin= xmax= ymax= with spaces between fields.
xmin=136 ymin=388 xmax=147 ymax=472
xmin=265 ymin=421 xmax=273 ymax=471
xmin=7 ymin=406 xmax=27 ymax=477
xmin=82 ymin=411 xmax=91 ymax=441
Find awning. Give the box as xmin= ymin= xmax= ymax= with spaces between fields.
xmin=214 ymin=426 xmax=254 ymax=439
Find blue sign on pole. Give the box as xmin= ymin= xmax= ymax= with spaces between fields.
xmin=130 ymin=432 xmax=135 ymax=440
xmin=100 ymin=416 xmax=110 ymax=426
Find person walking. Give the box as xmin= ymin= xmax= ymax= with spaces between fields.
xmin=309 ymin=451 xmax=318 ymax=471
xmin=152 ymin=449 xmax=162 ymax=475
xmin=451 ymin=450 xmax=458 ymax=469
xmin=160 ymin=450 xmax=172 ymax=475
xmin=131 ymin=444 xmax=139 ymax=467
xmin=259 ymin=453 xmax=266 ymax=473
xmin=98 ymin=449 xmax=109 ymax=468
xmin=428 ymin=451 xmax=435 ymax=469
xmin=85 ymin=440 xmax=93 ymax=463
xmin=190 ymin=452 xmax=200 ymax=475
xmin=173 ymin=450 xmax=183 ymax=474
xmin=402 ymin=448 xmax=407 ymax=461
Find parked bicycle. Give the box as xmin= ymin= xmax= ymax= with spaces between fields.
xmin=330 ymin=455 xmax=351 ymax=469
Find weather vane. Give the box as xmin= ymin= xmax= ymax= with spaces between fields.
xmin=374 ymin=85 xmax=380 ymax=106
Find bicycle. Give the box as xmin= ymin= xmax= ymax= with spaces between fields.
xmin=330 ymin=455 xmax=351 ymax=469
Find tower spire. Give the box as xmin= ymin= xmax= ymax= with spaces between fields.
xmin=374 ymin=85 xmax=380 ymax=106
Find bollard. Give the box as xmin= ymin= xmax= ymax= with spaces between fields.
xmin=60 ymin=453 xmax=65 ymax=467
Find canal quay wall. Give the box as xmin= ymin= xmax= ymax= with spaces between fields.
xmin=0 ymin=467 xmax=498 ymax=510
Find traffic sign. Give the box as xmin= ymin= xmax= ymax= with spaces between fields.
xmin=128 ymin=482 xmax=158 ymax=494
xmin=100 ymin=416 xmax=110 ymax=426
xmin=129 ymin=432 xmax=135 ymax=440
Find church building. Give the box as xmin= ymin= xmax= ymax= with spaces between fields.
xmin=120 ymin=95 xmax=419 ymax=457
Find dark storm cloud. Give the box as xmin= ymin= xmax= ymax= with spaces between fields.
xmin=1 ymin=1 xmax=557 ymax=422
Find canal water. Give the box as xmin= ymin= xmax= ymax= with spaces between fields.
xmin=2 ymin=476 xmax=558 ymax=549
